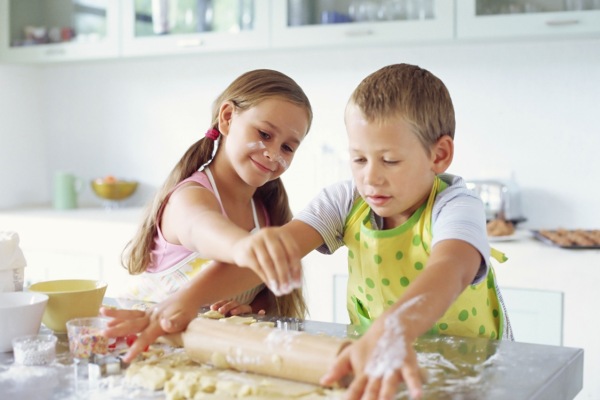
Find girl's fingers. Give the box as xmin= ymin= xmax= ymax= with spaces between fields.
xmin=228 ymin=304 xmax=252 ymax=315
xmin=210 ymin=300 xmax=229 ymax=311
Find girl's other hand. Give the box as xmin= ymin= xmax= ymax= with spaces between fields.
xmin=100 ymin=306 xmax=164 ymax=363
xmin=210 ymin=299 xmax=261 ymax=316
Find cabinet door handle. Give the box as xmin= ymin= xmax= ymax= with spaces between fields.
xmin=177 ymin=38 xmax=205 ymax=48
xmin=44 ymin=48 xmax=66 ymax=56
xmin=545 ymin=19 xmax=580 ymax=26
xmin=344 ymin=29 xmax=374 ymax=37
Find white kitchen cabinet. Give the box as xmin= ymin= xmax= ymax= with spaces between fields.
xmin=0 ymin=0 xmax=120 ymax=63
xmin=270 ymin=0 xmax=454 ymax=49
xmin=0 ymin=207 xmax=142 ymax=298
xmin=119 ymin=0 xmax=269 ymax=57
xmin=456 ymin=0 xmax=600 ymax=40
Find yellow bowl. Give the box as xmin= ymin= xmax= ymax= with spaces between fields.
xmin=91 ymin=179 xmax=138 ymax=201
xmin=28 ymin=279 xmax=108 ymax=333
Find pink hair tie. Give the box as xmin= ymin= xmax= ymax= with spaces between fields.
xmin=205 ymin=128 xmax=220 ymax=140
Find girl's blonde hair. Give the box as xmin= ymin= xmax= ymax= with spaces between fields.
xmin=124 ymin=69 xmax=312 ymax=318
xmin=348 ymin=63 xmax=455 ymax=153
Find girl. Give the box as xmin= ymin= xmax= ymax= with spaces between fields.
xmin=104 ymin=69 xmax=311 ymax=358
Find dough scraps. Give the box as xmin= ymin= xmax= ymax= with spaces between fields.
xmin=200 ymin=310 xmax=225 ymax=319
xmin=219 ymin=316 xmax=257 ymax=325
xmin=125 ymin=346 xmax=345 ymax=399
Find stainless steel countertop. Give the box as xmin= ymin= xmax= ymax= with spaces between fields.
xmin=0 ymin=299 xmax=583 ymax=400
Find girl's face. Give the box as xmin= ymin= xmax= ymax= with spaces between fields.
xmin=345 ymin=103 xmax=440 ymax=229
xmin=221 ymin=98 xmax=309 ymax=187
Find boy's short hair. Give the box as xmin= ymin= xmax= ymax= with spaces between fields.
xmin=348 ymin=63 xmax=455 ymax=152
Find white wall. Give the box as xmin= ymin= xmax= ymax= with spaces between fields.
xmin=1 ymin=36 xmax=599 ymax=230
xmin=0 ymin=64 xmax=46 ymax=206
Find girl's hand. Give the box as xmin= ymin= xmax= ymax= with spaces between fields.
xmin=101 ymin=290 xmax=200 ymax=363
xmin=210 ymin=299 xmax=265 ymax=316
xmin=320 ymin=320 xmax=423 ymax=400
xmin=100 ymin=306 xmax=162 ymax=363
xmin=231 ymin=227 xmax=302 ymax=296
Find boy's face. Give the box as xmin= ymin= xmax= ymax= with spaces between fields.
xmin=345 ymin=103 xmax=438 ymax=228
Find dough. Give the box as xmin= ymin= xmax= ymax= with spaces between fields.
xmin=125 ymin=346 xmax=345 ymax=399
xmin=219 ymin=316 xmax=257 ymax=325
xmin=200 ymin=310 xmax=225 ymax=319
xmin=250 ymin=321 xmax=276 ymax=329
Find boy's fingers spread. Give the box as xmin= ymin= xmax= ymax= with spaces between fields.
xmin=320 ymin=352 xmax=352 ymax=386
xmin=380 ymin=373 xmax=402 ymax=400
xmin=401 ymin=365 xmax=424 ymax=400
xmin=362 ymin=376 xmax=382 ymax=400
xmin=344 ymin=374 xmax=368 ymax=400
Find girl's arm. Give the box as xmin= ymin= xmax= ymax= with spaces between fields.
xmin=102 ymin=259 xmax=263 ymax=363
xmin=163 ymin=185 xmax=318 ymax=293
xmin=321 ymin=239 xmax=481 ymax=400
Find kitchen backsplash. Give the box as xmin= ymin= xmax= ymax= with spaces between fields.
xmin=0 ymin=36 xmax=598 ymax=229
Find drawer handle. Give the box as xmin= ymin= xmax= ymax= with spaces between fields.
xmin=546 ymin=19 xmax=580 ymax=26
xmin=177 ymin=38 xmax=204 ymax=48
xmin=45 ymin=48 xmax=66 ymax=56
xmin=344 ymin=29 xmax=374 ymax=37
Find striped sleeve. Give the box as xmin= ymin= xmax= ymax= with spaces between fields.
xmin=294 ymin=180 xmax=357 ymax=255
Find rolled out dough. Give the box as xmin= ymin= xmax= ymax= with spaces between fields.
xmin=125 ymin=346 xmax=345 ymax=399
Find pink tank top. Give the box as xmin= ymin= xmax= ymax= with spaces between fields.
xmin=147 ymin=169 xmax=267 ymax=273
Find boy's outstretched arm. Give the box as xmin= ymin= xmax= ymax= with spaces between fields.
xmin=231 ymin=219 xmax=325 ymax=296
xmin=321 ymin=239 xmax=481 ymax=400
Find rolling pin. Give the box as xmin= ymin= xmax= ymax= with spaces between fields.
xmin=163 ymin=317 xmax=353 ymax=386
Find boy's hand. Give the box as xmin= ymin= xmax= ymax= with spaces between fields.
xmin=232 ymin=227 xmax=302 ymax=296
xmin=320 ymin=320 xmax=423 ymax=400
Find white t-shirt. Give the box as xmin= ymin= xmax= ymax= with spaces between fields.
xmin=294 ymin=173 xmax=491 ymax=284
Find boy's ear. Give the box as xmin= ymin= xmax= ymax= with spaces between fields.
xmin=431 ymin=135 xmax=454 ymax=174
xmin=218 ymin=101 xmax=234 ymax=135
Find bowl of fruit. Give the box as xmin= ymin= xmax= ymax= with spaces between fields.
xmin=91 ymin=175 xmax=138 ymax=208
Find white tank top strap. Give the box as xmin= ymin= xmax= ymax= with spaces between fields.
xmin=205 ymin=167 xmax=261 ymax=231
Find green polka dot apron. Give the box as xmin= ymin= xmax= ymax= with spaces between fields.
xmin=343 ymin=176 xmax=507 ymax=340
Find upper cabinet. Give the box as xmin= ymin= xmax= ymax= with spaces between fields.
xmin=1 ymin=1 xmax=599 ymax=63
xmin=270 ymin=0 xmax=454 ymax=48
xmin=457 ymin=0 xmax=600 ymax=39
xmin=0 ymin=0 xmax=120 ymax=63
xmin=120 ymin=0 xmax=269 ymax=57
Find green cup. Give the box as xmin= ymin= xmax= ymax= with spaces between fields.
xmin=53 ymin=172 xmax=81 ymax=210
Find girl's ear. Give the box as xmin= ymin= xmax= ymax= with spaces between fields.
xmin=431 ymin=135 xmax=454 ymax=174
xmin=218 ymin=101 xmax=235 ymax=135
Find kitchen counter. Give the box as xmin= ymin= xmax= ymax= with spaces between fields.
xmin=0 ymin=301 xmax=584 ymax=400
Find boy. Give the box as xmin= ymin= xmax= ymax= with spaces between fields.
xmin=240 ymin=63 xmax=513 ymax=399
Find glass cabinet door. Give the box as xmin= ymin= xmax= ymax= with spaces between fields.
xmin=120 ymin=0 xmax=269 ymax=57
xmin=457 ymin=0 xmax=600 ymax=39
xmin=0 ymin=0 xmax=119 ymax=62
xmin=271 ymin=0 xmax=453 ymax=49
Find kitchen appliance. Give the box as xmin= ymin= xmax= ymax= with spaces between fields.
xmin=165 ymin=317 xmax=352 ymax=386
xmin=465 ymin=179 xmax=525 ymax=223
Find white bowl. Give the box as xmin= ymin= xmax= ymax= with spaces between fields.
xmin=0 ymin=292 xmax=49 ymax=352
